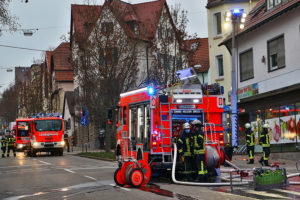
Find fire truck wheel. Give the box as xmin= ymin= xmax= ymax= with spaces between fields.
xmin=31 ymin=149 xmax=36 ymax=157
xmin=114 ymin=168 xmax=124 ymax=186
xmin=129 ymin=168 xmax=144 ymax=188
xmin=58 ymin=149 xmax=63 ymax=156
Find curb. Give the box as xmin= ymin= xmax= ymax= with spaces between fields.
xmin=73 ymin=154 xmax=116 ymax=162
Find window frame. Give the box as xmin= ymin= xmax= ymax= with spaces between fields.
xmin=213 ymin=12 xmax=222 ymax=36
xmin=215 ymin=54 xmax=224 ymax=78
xmin=239 ymin=48 xmax=254 ymax=82
xmin=267 ymin=34 xmax=285 ymax=72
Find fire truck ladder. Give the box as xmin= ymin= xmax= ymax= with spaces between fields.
xmin=159 ymin=102 xmax=172 ymax=163
xmin=204 ymin=123 xmax=218 ymax=144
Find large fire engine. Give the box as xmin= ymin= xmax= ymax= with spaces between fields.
xmin=15 ymin=118 xmax=33 ymax=151
xmin=24 ymin=116 xmax=65 ymax=156
xmin=114 ymin=71 xmax=225 ymax=186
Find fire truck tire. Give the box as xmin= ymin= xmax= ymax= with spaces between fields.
xmin=114 ymin=168 xmax=124 ymax=186
xmin=31 ymin=148 xmax=36 ymax=157
xmin=129 ymin=168 xmax=144 ymax=188
xmin=58 ymin=148 xmax=63 ymax=156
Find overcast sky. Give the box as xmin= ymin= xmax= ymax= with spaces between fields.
xmin=0 ymin=0 xmax=208 ymax=94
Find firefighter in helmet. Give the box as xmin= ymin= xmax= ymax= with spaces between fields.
xmin=245 ymin=123 xmax=255 ymax=164
xmin=6 ymin=133 xmax=16 ymax=157
xmin=224 ymin=123 xmax=233 ymax=166
xmin=177 ymin=122 xmax=193 ymax=181
xmin=259 ymin=124 xmax=270 ymax=166
xmin=191 ymin=119 xmax=208 ymax=182
xmin=1 ymin=135 xmax=6 ymax=158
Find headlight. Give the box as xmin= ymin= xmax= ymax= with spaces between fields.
xmin=18 ymin=144 xmax=23 ymax=148
xmin=33 ymin=142 xmax=38 ymax=147
xmin=61 ymin=141 xmax=65 ymax=146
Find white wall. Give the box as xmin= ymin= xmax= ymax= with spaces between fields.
xmin=237 ymin=8 xmax=300 ymax=94
xmin=63 ymin=98 xmax=74 ymax=137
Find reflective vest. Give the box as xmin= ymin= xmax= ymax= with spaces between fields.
xmin=7 ymin=137 xmax=16 ymax=147
xmin=1 ymin=138 xmax=6 ymax=147
xmin=246 ymin=129 xmax=255 ymax=147
xmin=260 ymin=129 xmax=270 ymax=147
xmin=177 ymin=132 xmax=192 ymax=156
xmin=193 ymin=130 xmax=205 ymax=155
xmin=226 ymin=133 xmax=231 ymax=147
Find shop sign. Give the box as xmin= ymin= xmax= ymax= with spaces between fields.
xmin=238 ymin=83 xmax=259 ymax=100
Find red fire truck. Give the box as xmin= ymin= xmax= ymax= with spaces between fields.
xmin=15 ymin=118 xmax=33 ymax=151
xmin=25 ymin=116 xmax=65 ymax=156
xmin=115 ymin=82 xmax=225 ymax=173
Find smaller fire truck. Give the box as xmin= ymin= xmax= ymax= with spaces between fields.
xmin=15 ymin=118 xmax=33 ymax=151
xmin=25 ymin=115 xmax=65 ymax=156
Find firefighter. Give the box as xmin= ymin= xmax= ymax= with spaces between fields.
xmin=259 ymin=124 xmax=270 ymax=166
xmin=1 ymin=136 xmax=6 ymax=158
xmin=224 ymin=130 xmax=233 ymax=166
xmin=245 ymin=123 xmax=255 ymax=164
xmin=6 ymin=134 xmax=16 ymax=157
xmin=177 ymin=122 xmax=193 ymax=181
xmin=192 ymin=120 xmax=208 ymax=182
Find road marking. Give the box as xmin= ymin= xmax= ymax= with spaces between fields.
xmin=244 ymin=189 xmax=289 ymax=199
xmin=0 ymin=164 xmax=47 ymax=169
xmin=38 ymin=160 xmax=51 ymax=165
xmin=273 ymin=189 xmax=300 ymax=197
xmin=64 ymin=169 xmax=75 ymax=173
xmin=110 ymin=184 xmax=131 ymax=191
xmin=84 ymin=175 xmax=97 ymax=181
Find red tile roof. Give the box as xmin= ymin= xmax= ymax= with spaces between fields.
xmin=53 ymin=42 xmax=72 ymax=71
xmin=55 ymin=70 xmax=74 ymax=82
xmin=71 ymin=0 xmax=171 ymax=42
xmin=71 ymin=4 xmax=102 ymax=43
xmin=45 ymin=51 xmax=52 ymax=72
xmin=185 ymin=38 xmax=210 ymax=73
xmin=220 ymin=0 xmax=300 ymax=46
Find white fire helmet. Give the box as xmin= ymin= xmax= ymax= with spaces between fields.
xmin=263 ymin=124 xmax=269 ymax=129
xmin=245 ymin=123 xmax=251 ymax=129
xmin=183 ymin=123 xmax=190 ymax=129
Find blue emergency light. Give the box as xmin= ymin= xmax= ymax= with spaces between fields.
xmin=232 ymin=8 xmax=243 ymax=15
xmin=147 ymin=86 xmax=155 ymax=95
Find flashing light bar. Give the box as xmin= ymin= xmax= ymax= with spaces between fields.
xmin=120 ymin=87 xmax=147 ymax=97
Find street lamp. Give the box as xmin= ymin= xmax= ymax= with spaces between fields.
xmin=224 ymin=9 xmax=247 ymax=147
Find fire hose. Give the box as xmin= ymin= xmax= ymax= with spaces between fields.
xmin=172 ymin=143 xmax=251 ymax=186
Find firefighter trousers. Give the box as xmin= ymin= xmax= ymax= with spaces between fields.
xmin=262 ymin=147 xmax=270 ymax=161
xmin=7 ymin=146 xmax=16 ymax=157
xmin=247 ymin=146 xmax=255 ymax=161
xmin=184 ymin=156 xmax=193 ymax=181
xmin=225 ymin=146 xmax=233 ymax=161
xmin=195 ymin=154 xmax=208 ymax=181
xmin=1 ymin=147 xmax=6 ymax=157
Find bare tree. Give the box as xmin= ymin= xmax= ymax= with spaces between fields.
xmin=73 ymin=3 xmax=139 ymax=151
xmin=0 ymin=84 xmax=18 ymax=123
xmin=0 ymin=0 xmax=18 ymax=34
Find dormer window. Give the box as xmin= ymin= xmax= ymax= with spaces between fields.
xmin=267 ymin=0 xmax=286 ymax=10
xmin=128 ymin=21 xmax=139 ymax=35
xmin=191 ymin=42 xmax=199 ymax=51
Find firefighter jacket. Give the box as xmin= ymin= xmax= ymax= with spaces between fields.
xmin=193 ymin=129 xmax=205 ymax=155
xmin=177 ymin=132 xmax=192 ymax=157
xmin=1 ymin=137 xmax=6 ymax=147
xmin=225 ymin=133 xmax=232 ymax=147
xmin=245 ymin=129 xmax=255 ymax=147
xmin=7 ymin=136 xmax=16 ymax=147
xmin=260 ymin=128 xmax=270 ymax=147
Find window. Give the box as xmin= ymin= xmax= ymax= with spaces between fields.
xmin=268 ymin=35 xmax=285 ymax=71
xmin=98 ymin=48 xmax=118 ymax=65
xmin=214 ymin=12 xmax=222 ymax=36
xmin=101 ymin=22 xmax=113 ymax=34
xmin=267 ymin=0 xmax=285 ymax=9
xmin=240 ymin=49 xmax=254 ymax=81
xmin=216 ymin=55 xmax=224 ymax=77
xmin=157 ymin=26 xmax=162 ymax=39
xmin=190 ymin=42 xmax=199 ymax=51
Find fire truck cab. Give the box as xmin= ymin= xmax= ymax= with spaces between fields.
xmin=116 ymin=82 xmax=225 ymax=172
xmin=26 ymin=116 xmax=65 ymax=156
xmin=15 ymin=118 xmax=33 ymax=151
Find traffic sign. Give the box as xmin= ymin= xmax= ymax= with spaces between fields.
xmin=80 ymin=117 xmax=88 ymax=126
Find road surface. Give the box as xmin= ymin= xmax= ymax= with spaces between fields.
xmin=0 ymin=152 xmax=300 ymax=200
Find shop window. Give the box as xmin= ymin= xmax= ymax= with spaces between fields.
xmin=240 ymin=49 xmax=254 ymax=82
xmin=296 ymin=103 xmax=300 ymax=141
xmin=268 ymin=35 xmax=285 ymax=71
xmin=265 ymin=107 xmax=280 ymax=143
xmin=279 ymin=105 xmax=296 ymax=143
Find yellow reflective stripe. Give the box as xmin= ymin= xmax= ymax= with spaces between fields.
xmin=186 ymin=138 xmax=190 ymax=153
xmin=184 ymin=152 xmax=191 ymax=156
xmin=178 ymin=149 xmax=183 ymax=153
xmin=249 ymin=150 xmax=254 ymax=159
xmin=194 ymin=150 xmax=205 ymax=154
xmin=178 ymin=138 xmax=183 ymax=143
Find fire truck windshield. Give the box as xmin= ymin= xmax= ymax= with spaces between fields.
xmin=17 ymin=122 xmax=30 ymax=137
xmin=34 ymin=120 xmax=62 ymax=132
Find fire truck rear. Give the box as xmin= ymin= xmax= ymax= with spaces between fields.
xmin=116 ymin=82 xmax=225 ymax=173
xmin=15 ymin=118 xmax=32 ymax=151
xmin=27 ymin=116 xmax=65 ymax=156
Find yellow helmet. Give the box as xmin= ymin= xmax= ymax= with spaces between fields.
xmin=263 ymin=124 xmax=269 ymax=129
xmin=245 ymin=123 xmax=251 ymax=129
xmin=183 ymin=123 xmax=190 ymax=129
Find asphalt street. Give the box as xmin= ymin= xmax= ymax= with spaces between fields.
xmin=0 ymin=151 xmax=300 ymax=200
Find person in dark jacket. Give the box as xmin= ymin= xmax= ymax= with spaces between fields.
xmin=191 ymin=120 xmax=208 ymax=182
xmin=177 ymin=122 xmax=193 ymax=181
xmin=245 ymin=123 xmax=255 ymax=164
xmin=6 ymin=134 xmax=16 ymax=157
xmin=259 ymin=124 xmax=270 ymax=166
xmin=1 ymin=136 xmax=7 ymax=158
